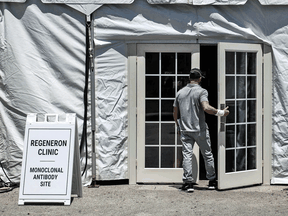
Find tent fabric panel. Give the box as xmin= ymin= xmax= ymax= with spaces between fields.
xmin=147 ymin=0 xmax=288 ymax=5
xmin=0 ymin=0 xmax=88 ymax=183
xmin=94 ymin=42 xmax=129 ymax=181
xmin=1 ymin=0 xmax=288 ymax=184
xmin=66 ymin=4 xmax=102 ymax=15
xmin=0 ymin=0 xmax=25 ymax=2
xmin=147 ymin=0 xmax=247 ymax=5
xmin=258 ymin=0 xmax=288 ymax=5
xmin=41 ymin=0 xmax=134 ymax=4
xmin=93 ymin=0 xmax=288 ymax=183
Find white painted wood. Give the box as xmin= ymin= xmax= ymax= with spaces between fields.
xmin=217 ymin=42 xmax=263 ymax=190
xmin=136 ymin=44 xmax=200 ymax=183
xmin=263 ymin=44 xmax=272 ymax=185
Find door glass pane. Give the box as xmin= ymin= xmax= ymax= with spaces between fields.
xmin=226 ymin=52 xmax=235 ymax=74
xmin=161 ymin=100 xmax=174 ymax=121
xmin=161 ymin=76 xmax=175 ymax=98
xmin=223 ymin=48 xmax=259 ymax=179
xmin=161 ymin=123 xmax=175 ymax=145
xmin=145 ymin=147 xmax=159 ymax=168
xmin=236 ymin=52 xmax=246 ymax=74
xmin=177 ymin=76 xmax=189 ymax=91
xmin=247 ymin=148 xmax=256 ymax=170
xmin=161 ymin=53 xmax=175 ymax=74
xmin=237 ymin=100 xmax=246 ymax=123
xmin=247 ymin=124 xmax=256 ymax=146
xmin=247 ymin=100 xmax=256 ymax=122
xmin=236 ymin=149 xmax=246 ymax=171
xmin=145 ymin=50 xmax=191 ymax=169
xmin=236 ymin=125 xmax=246 ymax=147
xmin=236 ymin=76 xmax=246 ymax=99
xmin=247 ymin=53 xmax=256 ymax=74
xmin=247 ymin=76 xmax=256 ymax=98
xmin=146 ymin=100 xmax=159 ymax=121
xmin=226 ymin=76 xmax=235 ymax=99
xmin=145 ymin=123 xmax=159 ymax=145
xmin=146 ymin=53 xmax=159 ymax=74
xmin=226 ymin=125 xmax=235 ymax=148
xmin=177 ymin=53 xmax=191 ymax=74
xmin=161 ymin=147 xmax=175 ymax=168
xmin=226 ymin=149 xmax=235 ymax=173
xmin=146 ymin=76 xmax=159 ymax=98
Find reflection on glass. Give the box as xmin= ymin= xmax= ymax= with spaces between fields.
xmin=161 ymin=53 xmax=175 ymax=74
xmin=145 ymin=123 xmax=159 ymax=145
xmin=177 ymin=53 xmax=191 ymax=74
xmin=145 ymin=147 xmax=159 ymax=168
xmin=247 ymin=53 xmax=256 ymax=74
xmin=247 ymin=76 xmax=256 ymax=98
xmin=226 ymin=101 xmax=235 ymax=123
xmin=236 ymin=149 xmax=246 ymax=171
xmin=226 ymin=125 xmax=235 ymax=148
xmin=177 ymin=76 xmax=189 ymax=91
xmin=247 ymin=148 xmax=256 ymax=170
xmin=247 ymin=124 xmax=256 ymax=146
xmin=236 ymin=76 xmax=246 ymax=99
xmin=236 ymin=52 xmax=246 ymax=74
xmin=161 ymin=76 xmax=175 ymax=98
xmin=146 ymin=53 xmax=159 ymax=74
xmin=226 ymin=76 xmax=235 ymax=99
xmin=237 ymin=100 xmax=246 ymax=123
xmin=161 ymin=147 xmax=175 ymax=168
xmin=161 ymin=100 xmax=174 ymax=121
xmin=226 ymin=149 xmax=235 ymax=173
xmin=146 ymin=76 xmax=159 ymax=98
xmin=161 ymin=123 xmax=175 ymax=145
xmin=146 ymin=100 xmax=159 ymax=121
xmin=226 ymin=52 xmax=235 ymax=74
xmin=236 ymin=125 xmax=246 ymax=147
xmin=247 ymin=100 xmax=256 ymax=122
xmin=177 ymin=147 xmax=183 ymax=168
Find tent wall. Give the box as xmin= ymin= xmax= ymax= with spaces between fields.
xmin=1 ymin=0 xmax=288 ymax=184
xmin=0 ymin=0 xmax=88 ymax=183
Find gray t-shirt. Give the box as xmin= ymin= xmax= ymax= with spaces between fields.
xmin=173 ymin=83 xmax=208 ymax=132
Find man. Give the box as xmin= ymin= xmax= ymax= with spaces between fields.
xmin=173 ymin=68 xmax=229 ymax=192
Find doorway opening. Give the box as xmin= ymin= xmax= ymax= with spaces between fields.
xmin=199 ymin=45 xmax=218 ymax=180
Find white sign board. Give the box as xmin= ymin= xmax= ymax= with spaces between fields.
xmin=41 ymin=0 xmax=134 ymax=3
xmin=18 ymin=113 xmax=82 ymax=206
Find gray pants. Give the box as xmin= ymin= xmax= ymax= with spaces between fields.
xmin=180 ymin=129 xmax=216 ymax=183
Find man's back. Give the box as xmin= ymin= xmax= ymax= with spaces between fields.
xmin=174 ymin=83 xmax=208 ymax=132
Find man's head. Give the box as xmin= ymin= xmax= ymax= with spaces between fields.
xmin=189 ymin=68 xmax=205 ymax=81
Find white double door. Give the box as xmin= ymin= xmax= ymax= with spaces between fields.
xmin=136 ymin=43 xmax=262 ymax=190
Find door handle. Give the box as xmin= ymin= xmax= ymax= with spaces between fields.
xmin=220 ymin=104 xmax=226 ymax=132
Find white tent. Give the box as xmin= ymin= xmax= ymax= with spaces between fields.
xmin=1 ymin=0 xmax=288 ymax=186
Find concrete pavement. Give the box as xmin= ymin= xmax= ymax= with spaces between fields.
xmin=1 ymin=180 xmax=288 ymax=216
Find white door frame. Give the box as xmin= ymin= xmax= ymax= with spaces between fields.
xmin=217 ymin=42 xmax=263 ymax=190
xmin=136 ymin=44 xmax=200 ymax=183
xmin=127 ymin=43 xmax=272 ymax=185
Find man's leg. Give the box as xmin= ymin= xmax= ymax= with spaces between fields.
xmin=195 ymin=129 xmax=216 ymax=181
xmin=181 ymin=132 xmax=195 ymax=183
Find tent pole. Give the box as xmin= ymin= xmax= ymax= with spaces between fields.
xmin=87 ymin=14 xmax=99 ymax=188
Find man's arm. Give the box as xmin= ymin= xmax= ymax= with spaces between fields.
xmin=201 ymin=101 xmax=229 ymax=117
xmin=173 ymin=106 xmax=179 ymax=126
xmin=173 ymin=106 xmax=181 ymax=134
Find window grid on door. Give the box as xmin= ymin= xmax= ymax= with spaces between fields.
xmin=225 ymin=51 xmax=257 ymax=173
xmin=145 ymin=52 xmax=191 ymax=169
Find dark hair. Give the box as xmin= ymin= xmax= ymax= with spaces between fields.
xmin=189 ymin=68 xmax=205 ymax=79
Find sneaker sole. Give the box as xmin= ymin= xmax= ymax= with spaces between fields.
xmin=208 ymin=186 xmax=215 ymax=190
xmin=187 ymin=188 xmax=194 ymax=192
